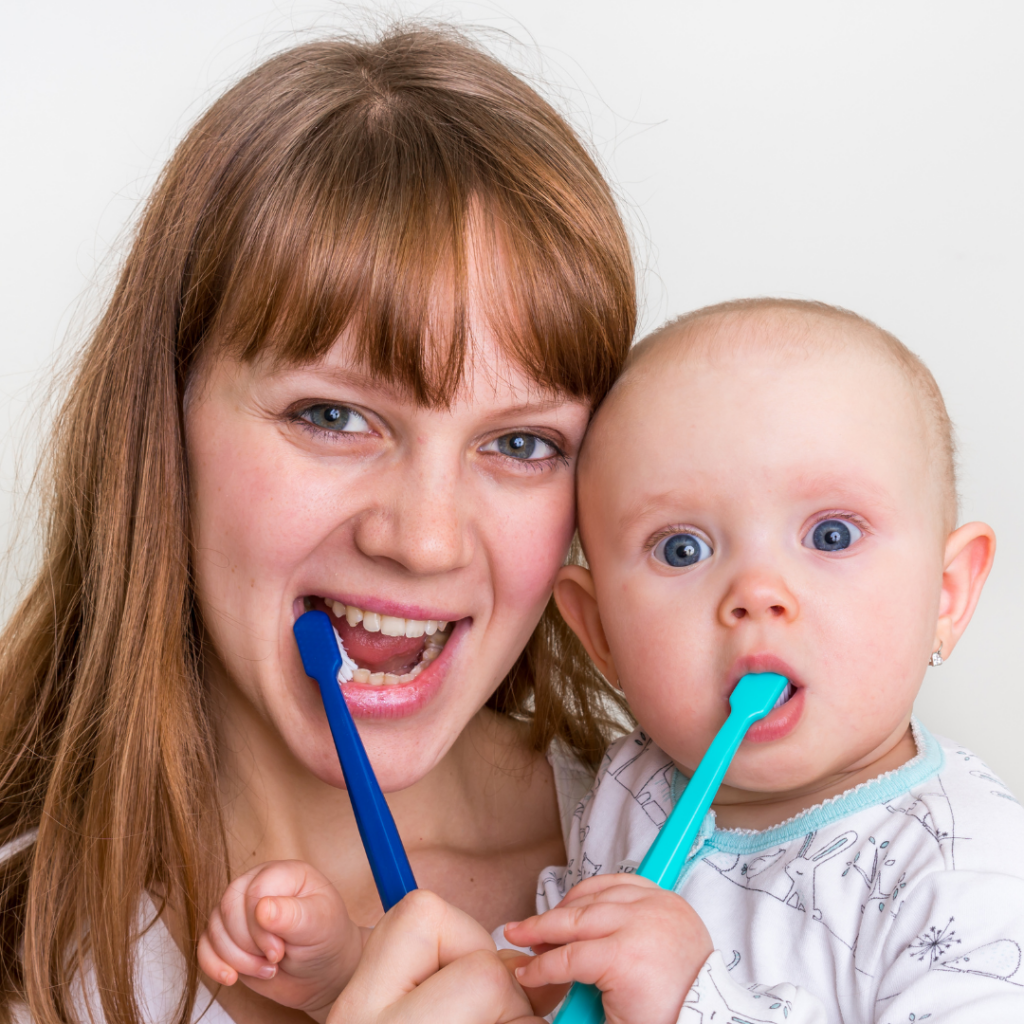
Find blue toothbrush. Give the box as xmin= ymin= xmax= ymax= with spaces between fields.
xmin=553 ymin=672 xmax=789 ymax=1024
xmin=294 ymin=609 xmax=417 ymax=911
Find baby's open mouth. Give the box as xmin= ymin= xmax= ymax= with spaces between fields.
xmin=304 ymin=596 xmax=453 ymax=686
xmin=772 ymin=681 xmax=795 ymax=709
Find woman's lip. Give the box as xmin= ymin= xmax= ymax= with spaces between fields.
xmin=296 ymin=592 xmax=466 ymax=624
xmin=745 ymin=686 xmax=805 ymax=743
xmin=335 ymin=618 xmax=467 ymax=720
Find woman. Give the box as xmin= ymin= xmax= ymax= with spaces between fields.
xmin=0 ymin=25 xmax=634 ymax=1024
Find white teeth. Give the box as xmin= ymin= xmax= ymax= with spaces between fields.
xmin=313 ymin=596 xmax=455 ymax=686
xmin=320 ymin=598 xmax=448 ymax=641
xmin=773 ymin=683 xmax=795 ymax=710
xmin=380 ymin=615 xmax=405 ymax=637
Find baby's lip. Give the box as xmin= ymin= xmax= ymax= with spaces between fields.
xmin=727 ymin=653 xmax=802 ymax=695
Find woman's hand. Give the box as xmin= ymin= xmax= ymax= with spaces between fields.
xmin=198 ymin=860 xmax=365 ymax=1023
xmin=329 ymin=889 xmax=545 ymax=1024
xmin=503 ymin=874 xmax=713 ymax=1024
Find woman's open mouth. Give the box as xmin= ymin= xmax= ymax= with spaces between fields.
xmin=302 ymin=596 xmax=455 ymax=687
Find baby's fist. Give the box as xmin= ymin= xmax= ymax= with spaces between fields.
xmin=198 ymin=860 xmax=365 ymax=1021
xmin=504 ymin=874 xmax=712 ymax=1024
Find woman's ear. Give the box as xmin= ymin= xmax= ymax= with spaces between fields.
xmin=554 ymin=565 xmax=618 ymax=686
xmin=935 ymin=521 xmax=996 ymax=659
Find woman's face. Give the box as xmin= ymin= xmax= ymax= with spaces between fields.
xmin=186 ymin=326 xmax=590 ymax=791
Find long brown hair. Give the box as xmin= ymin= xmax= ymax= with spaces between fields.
xmin=0 ymin=25 xmax=634 ymax=1024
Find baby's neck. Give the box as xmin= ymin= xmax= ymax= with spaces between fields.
xmin=708 ymin=724 xmax=918 ymax=832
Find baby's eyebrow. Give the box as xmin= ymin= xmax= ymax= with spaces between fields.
xmin=788 ymin=473 xmax=898 ymax=514
xmin=616 ymin=493 xmax=683 ymax=532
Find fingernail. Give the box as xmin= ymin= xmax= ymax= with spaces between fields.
xmin=219 ymin=971 xmax=233 ymax=985
xmin=504 ymin=921 xmax=520 ymax=931
xmin=515 ymin=967 xmax=526 ymax=980
xmin=257 ymin=965 xmax=277 ymax=980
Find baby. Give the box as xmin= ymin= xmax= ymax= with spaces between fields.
xmin=200 ymin=300 xmax=1024 ymax=1023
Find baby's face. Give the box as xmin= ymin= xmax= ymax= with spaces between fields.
xmin=574 ymin=321 xmax=949 ymax=795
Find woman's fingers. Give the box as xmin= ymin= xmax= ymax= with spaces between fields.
xmin=379 ymin=948 xmax=540 ymax=1024
xmin=498 ymin=950 xmax=571 ymax=1018
xmin=330 ymin=889 xmax=540 ymax=1024
xmin=341 ymin=890 xmax=492 ymax=1007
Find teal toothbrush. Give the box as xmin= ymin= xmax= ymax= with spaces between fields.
xmin=552 ymin=672 xmax=790 ymax=1024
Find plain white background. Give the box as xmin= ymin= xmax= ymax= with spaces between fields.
xmin=2 ymin=2 xmax=1022 ymax=789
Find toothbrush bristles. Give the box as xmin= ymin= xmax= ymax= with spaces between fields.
xmin=333 ymin=626 xmax=358 ymax=683
xmin=772 ymin=682 xmax=794 ymax=710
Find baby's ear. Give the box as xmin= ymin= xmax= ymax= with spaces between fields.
xmin=936 ymin=521 xmax=996 ymax=658
xmin=554 ymin=565 xmax=618 ymax=685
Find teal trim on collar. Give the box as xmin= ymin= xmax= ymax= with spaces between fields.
xmin=670 ymin=718 xmax=944 ymax=856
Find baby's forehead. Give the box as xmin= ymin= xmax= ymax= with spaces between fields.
xmin=590 ymin=307 xmax=909 ymax=439
xmin=578 ymin=301 xmax=956 ymax=531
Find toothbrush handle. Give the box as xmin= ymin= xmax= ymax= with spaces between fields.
xmin=553 ymin=674 xmax=786 ymax=1024
xmin=294 ymin=611 xmax=417 ymax=911
xmin=551 ymin=724 xmax=745 ymax=1024
xmin=635 ymin=711 xmax=750 ymax=887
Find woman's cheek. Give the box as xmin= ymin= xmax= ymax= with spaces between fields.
xmin=488 ymin=485 xmax=577 ymax=618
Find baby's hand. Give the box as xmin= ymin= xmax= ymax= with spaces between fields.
xmin=198 ymin=859 xmax=366 ymax=1023
xmin=503 ymin=874 xmax=712 ymax=1024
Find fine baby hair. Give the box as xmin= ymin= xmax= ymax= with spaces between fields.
xmin=0 ymin=24 xmax=636 ymax=1024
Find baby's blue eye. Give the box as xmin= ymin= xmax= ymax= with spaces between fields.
xmin=653 ymin=533 xmax=713 ymax=568
xmin=303 ymin=405 xmax=371 ymax=433
xmin=805 ymin=518 xmax=862 ymax=552
xmin=483 ymin=433 xmax=559 ymax=460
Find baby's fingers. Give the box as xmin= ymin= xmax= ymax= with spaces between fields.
xmin=512 ymin=937 xmax=619 ymax=991
xmin=200 ymin=907 xmax=279 ymax=984
xmin=505 ymin=902 xmax=627 ymax=949
xmin=253 ymin=892 xmax=331 ymax=949
xmin=197 ymin=929 xmax=238 ymax=987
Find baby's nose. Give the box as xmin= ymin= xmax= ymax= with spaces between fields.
xmin=718 ymin=570 xmax=799 ymax=626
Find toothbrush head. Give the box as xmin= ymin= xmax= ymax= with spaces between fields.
xmin=294 ymin=610 xmax=342 ymax=684
xmin=729 ymin=672 xmax=790 ymax=720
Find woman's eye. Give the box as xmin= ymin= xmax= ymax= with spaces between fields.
xmin=804 ymin=518 xmax=863 ymax=552
xmin=652 ymin=533 xmax=713 ymax=568
xmin=301 ymin=404 xmax=371 ymax=434
xmin=483 ymin=433 xmax=559 ymax=461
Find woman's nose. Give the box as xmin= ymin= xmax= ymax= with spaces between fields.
xmin=353 ymin=457 xmax=474 ymax=576
xmin=717 ymin=565 xmax=799 ymax=627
